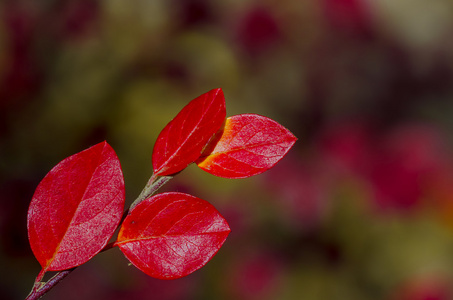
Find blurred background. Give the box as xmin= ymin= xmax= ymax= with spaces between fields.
xmin=2 ymin=0 xmax=453 ymax=299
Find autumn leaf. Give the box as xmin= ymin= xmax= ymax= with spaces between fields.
xmin=116 ymin=192 xmax=230 ymax=279
xmin=196 ymin=114 xmax=297 ymax=178
xmin=27 ymin=141 xmax=125 ymax=272
xmin=152 ymin=88 xmax=226 ymax=176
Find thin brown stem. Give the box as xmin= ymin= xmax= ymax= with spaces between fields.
xmin=130 ymin=174 xmax=172 ymax=210
xmin=25 ymin=269 xmax=74 ymax=300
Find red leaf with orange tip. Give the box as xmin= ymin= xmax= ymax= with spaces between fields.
xmin=152 ymin=88 xmax=226 ymax=176
xmin=196 ymin=114 xmax=297 ymax=178
xmin=115 ymin=192 xmax=230 ymax=279
xmin=27 ymin=141 xmax=125 ymax=272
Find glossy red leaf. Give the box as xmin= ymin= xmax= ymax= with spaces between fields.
xmin=116 ymin=192 xmax=230 ymax=279
xmin=152 ymin=88 xmax=226 ymax=176
xmin=27 ymin=141 xmax=125 ymax=272
xmin=196 ymin=114 xmax=297 ymax=178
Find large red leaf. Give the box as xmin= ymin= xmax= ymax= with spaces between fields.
xmin=116 ymin=192 xmax=230 ymax=279
xmin=27 ymin=141 xmax=125 ymax=272
xmin=152 ymin=88 xmax=226 ymax=176
xmin=196 ymin=114 xmax=297 ymax=178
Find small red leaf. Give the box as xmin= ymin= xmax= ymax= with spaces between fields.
xmin=152 ymin=88 xmax=226 ymax=176
xmin=116 ymin=192 xmax=230 ymax=279
xmin=27 ymin=141 xmax=125 ymax=272
xmin=196 ymin=114 xmax=297 ymax=178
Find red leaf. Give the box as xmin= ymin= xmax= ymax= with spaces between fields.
xmin=152 ymin=88 xmax=226 ymax=176
xmin=27 ymin=141 xmax=125 ymax=271
xmin=116 ymin=192 xmax=230 ymax=279
xmin=196 ymin=114 xmax=297 ymax=178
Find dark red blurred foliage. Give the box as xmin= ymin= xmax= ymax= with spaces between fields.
xmin=264 ymin=154 xmax=332 ymax=230
xmin=368 ymin=125 xmax=451 ymax=212
xmin=322 ymin=0 xmax=374 ymax=38
xmin=55 ymin=0 xmax=100 ymax=40
xmin=236 ymin=7 xmax=282 ymax=55
xmin=0 ymin=0 xmax=100 ymax=135
xmin=318 ymin=122 xmax=453 ymax=213
xmin=317 ymin=121 xmax=373 ymax=175
xmin=173 ymin=0 xmax=214 ymax=29
xmin=0 ymin=2 xmax=41 ymax=113
xmin=225 ymin=251 xmax=284 ymax=300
